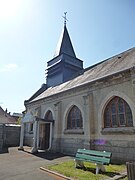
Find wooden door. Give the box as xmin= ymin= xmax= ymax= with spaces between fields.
xmin=44 ymin=123 xmax=50 ymax=149
xmin=39 ymin=123 xmax=50 ymax=150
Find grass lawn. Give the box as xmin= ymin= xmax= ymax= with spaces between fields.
xmin=44 ymin=161 xmax=126 ymax=180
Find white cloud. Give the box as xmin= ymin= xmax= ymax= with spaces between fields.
xmin=0 ymin=63 xmax=18 ymax=72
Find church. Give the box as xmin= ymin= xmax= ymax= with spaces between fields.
xmin=19 ymin=20 xmax=135 ymax=163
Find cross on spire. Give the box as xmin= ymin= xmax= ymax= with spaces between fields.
xmin=62 ymin=12 xmax=68 ymax=26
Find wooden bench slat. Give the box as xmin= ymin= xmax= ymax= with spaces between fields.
xmin=75 ymin=157 xmax=109 ymax=165
xmin=76 ymin=153 xmax=110 ymax=164
xmin=77 ymin=149 xmax=111 ymax=158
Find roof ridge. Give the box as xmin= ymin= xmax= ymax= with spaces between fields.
xmin=84 ymin=46 xmax=135 ymax=72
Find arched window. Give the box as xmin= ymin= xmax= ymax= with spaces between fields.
xmin=67 ymin=105 xmax=83 ymax=129
xmin=104 ymin=96 xmax=133 ymax=128
xmin=45 ymin=110 xmax=53 ymax=121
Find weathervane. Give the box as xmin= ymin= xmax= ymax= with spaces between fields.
xmin=62 ymin=12 xmax=68 ymax=26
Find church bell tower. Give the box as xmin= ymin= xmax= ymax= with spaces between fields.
xmin=46 ymin=14 xmax=83 ymax=87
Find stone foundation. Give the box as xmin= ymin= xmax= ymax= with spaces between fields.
xmin=24 ymin=135 xmax=33 ymax=147
xmin=90 ymin=139 xmax=135 ymax=163
xmin=51 ymin=138 xmax=135 ymax=163
xmin=62 ymin=138 xmax=84 ymax=155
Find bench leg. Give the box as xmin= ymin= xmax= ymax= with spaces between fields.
xmin=75 ymin=159 xmax=85 ymax=168
xmin=96 ymin=164 xmax=106 ymax=175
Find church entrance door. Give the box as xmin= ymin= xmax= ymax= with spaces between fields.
xmin=39 ymin=123 xmax=50 ymax=150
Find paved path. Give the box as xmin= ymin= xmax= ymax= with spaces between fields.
xmin=0 ymin=147 xmax=72 ymax=180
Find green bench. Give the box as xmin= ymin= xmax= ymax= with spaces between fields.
xmin=75 ymin=149 xmax=112 ymax=174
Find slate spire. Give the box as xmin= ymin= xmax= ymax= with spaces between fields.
xmin=53 ymin=24 xmax=76 ymax=58
xmin=46 ymin=17 xmax=83 ymax=87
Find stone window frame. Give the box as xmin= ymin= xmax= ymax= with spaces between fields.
xmin=99 ymin=91 xmax=135 ymax=135
xmin=104 ymin=96 xmax=133 ymax=128
xmin=43 ymin=107 xmax=55 ymax=121
xmin=67 ymin=105 xmax=83 ymax=129
xmin=45 ymin=110 xmax=53 ymax=121
xmin=64 ymin=104 xmax=84 ymax=134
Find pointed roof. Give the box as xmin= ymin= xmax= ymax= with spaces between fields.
xmin=53 ymin=25 xmax=76 ymax=58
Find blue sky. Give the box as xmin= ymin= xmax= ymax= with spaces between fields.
xmin=0 ymin=0 xmax=135 ymax=113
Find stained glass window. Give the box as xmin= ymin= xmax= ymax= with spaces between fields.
xmin=104 ymin=96 xmax=133 ymax=128
xmin=67 ymin=105 xmax=83 ymax=129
